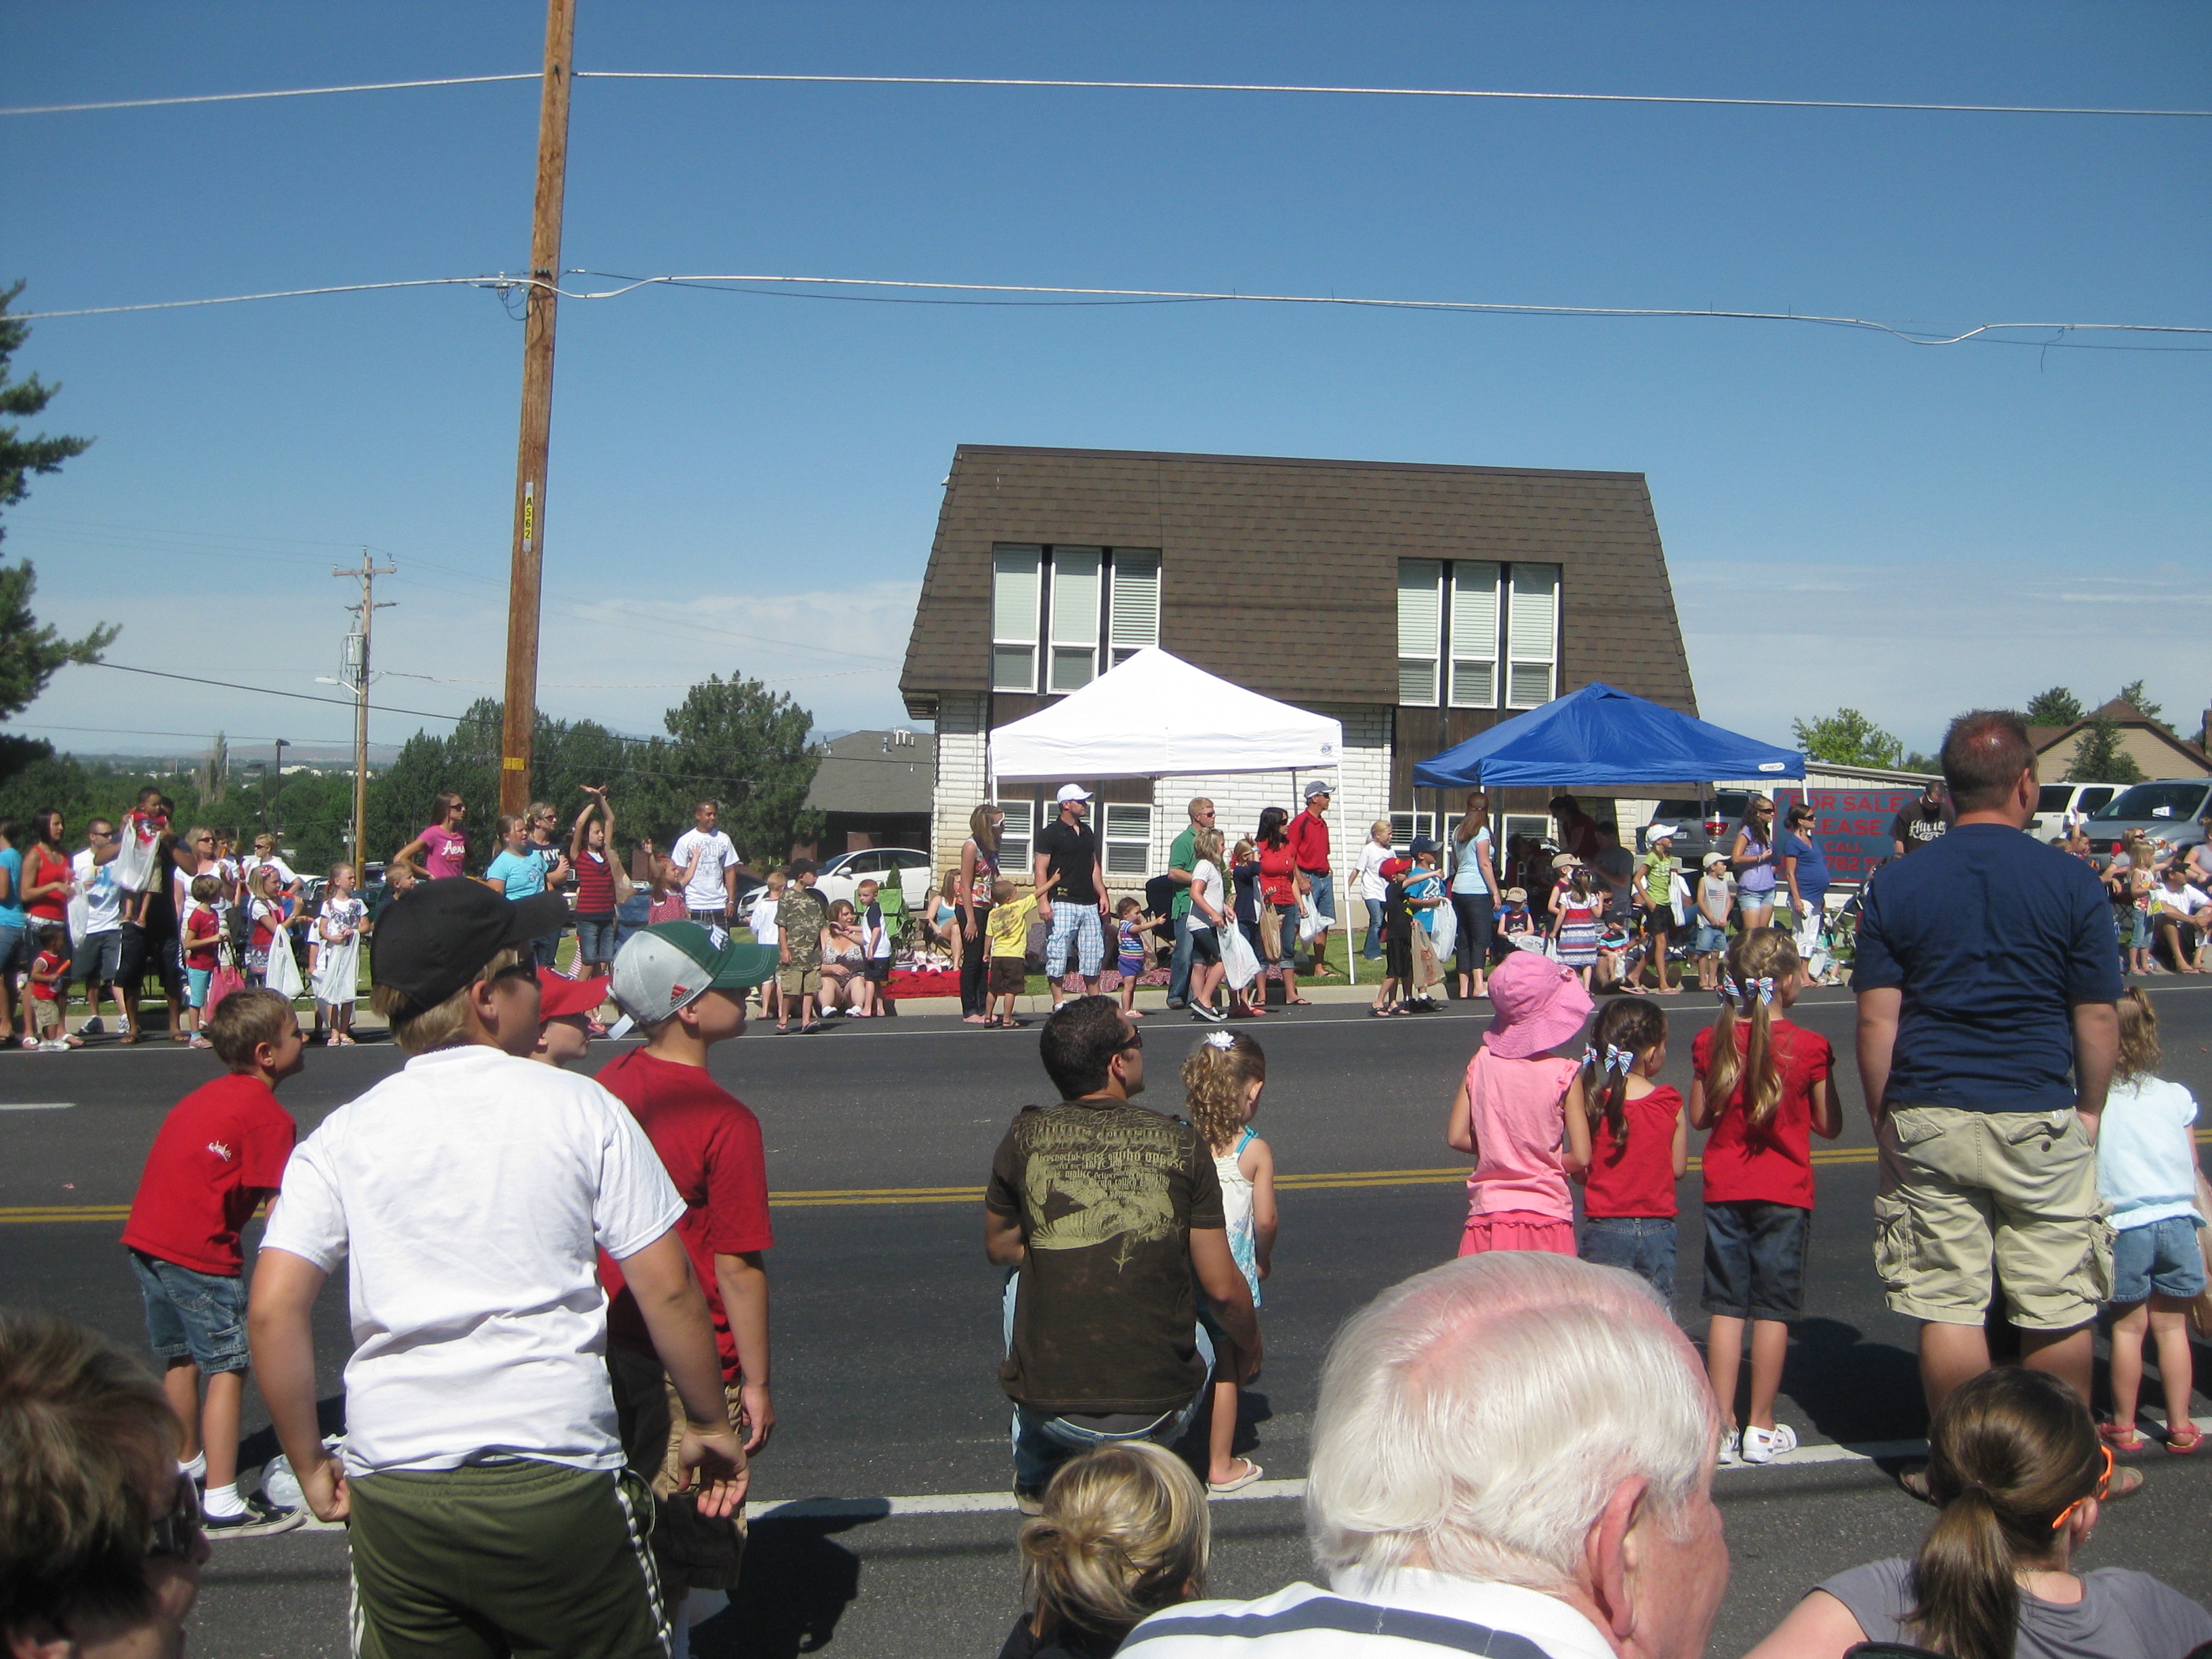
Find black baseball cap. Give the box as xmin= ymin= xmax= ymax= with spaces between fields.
xmin=371 ymin=878 xmax=569 ymax=1012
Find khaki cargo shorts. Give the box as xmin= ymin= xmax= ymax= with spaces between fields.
xmin=779 ymin=964 xmax=822 ymax=996
xmin=1872 ymin=1105 xmax=2113 ymax=1331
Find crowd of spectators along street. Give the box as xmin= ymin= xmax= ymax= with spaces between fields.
xmin=7 ymin=710 xmax=2212 ymax=1659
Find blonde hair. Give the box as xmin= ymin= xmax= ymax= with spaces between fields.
xmin=1182 ymin=1031 xmax=1267 ymax=1154
xmin=969 ymin=802 xmax=1002 ymax=855
xmin=2115 ymin=987 xmax=2160 ymax=1082
xmin=372 ymin=945 xmax=525 ymax=1054
xmin=1230 ymin=838 xmax=1256 ymax=866
xmin=1192 ymin=826 xmax=1225 ymax=867
xmin=1703 ymin=928 xmax=1800 ymax=1126
xmin=1370 ymin=819 xmax=1391 ymax=843
xmin=1017 ymin=1441 xmax=1208 ymax=1641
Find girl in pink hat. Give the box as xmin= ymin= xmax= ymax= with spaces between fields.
xmin=1444 ymin=949 xmax=1595 ymax=1256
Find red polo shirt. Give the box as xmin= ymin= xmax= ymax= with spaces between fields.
xmin=1287 ymin=810 xmax=1330 ymax=874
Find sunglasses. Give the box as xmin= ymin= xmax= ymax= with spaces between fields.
xmin=1120 ymin=1031 xmax=1144 ymax=1053
xmin=2051 ymin=1444 xmax=2114 ymax=1532
xmin=149 ymin=1473 xmax=203 ymax=1560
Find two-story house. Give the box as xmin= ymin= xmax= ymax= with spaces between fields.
xmin=899 ymin=445 xmax=1698 ymax=886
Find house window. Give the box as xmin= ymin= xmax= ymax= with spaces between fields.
xmin=1501 ymin=813 xmax=1551 ymax=850
xmin=992 ymin=546 xmax=1042 ymax=692
xmin=1107 ymin=549 xmax=1161 ymax=668
xmin=998 ymin=799 xmax=1038 ymax=877
xmin=1389 ymin=811 xmax=1436 ymax=853
xmin=1103 ymin=802 xmax=1153 ymax=876
xmin=1048 ymin=548 xmax=1103 ymax=692
xmin=1396 ymin=560 xmax=1443 ymax=706
xmin=1448 ymin=561 xmax=1500 ymax=709
xmin=1506 ymin=563 xmax=1561 ymax=708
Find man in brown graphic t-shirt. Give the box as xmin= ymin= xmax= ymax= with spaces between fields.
xmin=984 ymin=996 xmax=1261 ymax=1511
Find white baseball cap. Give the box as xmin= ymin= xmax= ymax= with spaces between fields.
xmin=1056 ymin=783 xmax=1093 ymax=804
xmin=1647 ymin=824 xmax=1677 ymax=841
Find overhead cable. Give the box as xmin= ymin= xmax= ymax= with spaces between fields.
xmin=3 ymin=69 xmax=2205 ymax=120
xmin=18 ymin=269 xmax=2209 ymax=347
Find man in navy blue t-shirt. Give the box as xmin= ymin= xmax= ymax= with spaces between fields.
xmin=1853 ymin=710 xmax=2122 ymax=1429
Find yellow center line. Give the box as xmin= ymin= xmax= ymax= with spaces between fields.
xmin=9 ymin=1132 xmax=2200 ymax=1224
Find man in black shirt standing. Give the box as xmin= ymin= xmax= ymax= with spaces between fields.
xmin=1033 ymin=784 xmax=1110 ymax=1009
xmin=1889 ymin=781 xmax=1955 ymax=860
xmin=984 ymin=998 xmax=1260 ymax=1512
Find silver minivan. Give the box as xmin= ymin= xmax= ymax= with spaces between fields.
xmin=2083 ymin=779 xmax=2212 ymax=861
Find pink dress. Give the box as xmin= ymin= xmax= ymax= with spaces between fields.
xmin=1457 ymin=1046 xmax=1580 ymax=1257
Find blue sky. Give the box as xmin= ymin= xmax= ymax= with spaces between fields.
xmin=3 ymin=1 xmax=2207 ymax=765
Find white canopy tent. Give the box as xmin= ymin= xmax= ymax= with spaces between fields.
xmin=987 ymin=647 xmax=1345 ymax=783
xmin=989 ymin=647 xmax=1354 ymax=985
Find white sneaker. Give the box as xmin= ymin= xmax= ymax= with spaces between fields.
xmin=1717 ymin=1427 xmax=1739 ymax=1467
xmin=1740 ymin=1423 xmax=1799 ymax=1465
xmin=38 ymin=1039 xmax=69 ymax=1052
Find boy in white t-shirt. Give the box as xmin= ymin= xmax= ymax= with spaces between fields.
xmin=670 ymin=800 xmax=742 ymax=924
xmin=249 ymin=879 xmax=743 ymax=1659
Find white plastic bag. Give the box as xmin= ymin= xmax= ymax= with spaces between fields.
xmin=68 ymin=890 xmax=91 ymax=953
xmin=1669 ymin=872 xmax=1691 ymax=928
xmin=112 ymin=822 xmax=158 ymax=894
xmin=1218 ymin=921 xmax=1260 ymax=990
xmin=1297 ymin=892 xmax=1332 ymax=942
xmin=1429 ymin=898 xmax=1457 ymax=964
xmin=263 ymin=926 xmax=304 ymax=999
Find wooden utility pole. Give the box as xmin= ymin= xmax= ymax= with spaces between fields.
xmin=334 ymin=550 xmax=396 ymax=875
xmin=499 ymin=0 xmax=576 ymax=818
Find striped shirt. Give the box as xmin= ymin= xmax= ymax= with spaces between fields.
xmin=1121 ymin=1570 xmax=1615 ymax=1659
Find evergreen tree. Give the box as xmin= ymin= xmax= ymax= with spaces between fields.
xmin=2116 ymin=680 xmax=2164 ymax=726
xmin=0 ymin=283 xmax=113 ymax=728
xmin=2024 ymin=687 xmax=2083 ymax=726
xmin=2066 ymin=712 xmax=2143 ymax=785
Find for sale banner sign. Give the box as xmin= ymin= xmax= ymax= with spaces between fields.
xmin=1774 ymin=787 xmax=1920 ymax=885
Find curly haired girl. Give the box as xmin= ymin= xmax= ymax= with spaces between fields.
xmin=1181 ymin=1029 xmax=1276 ymax=1491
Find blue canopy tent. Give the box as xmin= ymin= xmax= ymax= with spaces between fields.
xmin=1411 ymin=682 xmax=1804 ymax=789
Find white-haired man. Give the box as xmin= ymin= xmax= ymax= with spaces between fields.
xmin=1121 ymin=1253 xmax=1728 ymax=1659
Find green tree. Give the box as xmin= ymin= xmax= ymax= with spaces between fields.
xmin=0 ymin=283 xmax=113 ymax=728
xmin=2116 ymin=680 xmax=2164 ymax=726
xmin=655 ymin=674 xmax=822 ymax=863
xmin=2066 ymin=711 xmax=2144 ymax=785
xmin=1790 ymin=708 xmax=1904 ymax=769
xmin=2024 ymin=687 xmax=2083 ymax=726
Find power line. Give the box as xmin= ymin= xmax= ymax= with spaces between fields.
xmin=4 ymin=68 xmax=2206 ymax=120
xmin=18 ymin=268 xmax=2208 ymax=348
xmin=0 ymin=73 xmax=538 ymax=117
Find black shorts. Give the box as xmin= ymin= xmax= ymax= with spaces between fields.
xmin=1701 ymin=1200 xmax=1809 ymax=1321
xmin=861 ymin=957 xmax=893 ymax=983
xmin=989 ymin=956 xmax=1028 ymax=996
xmin=1188 ymin=926 xmax=1222 ymax=966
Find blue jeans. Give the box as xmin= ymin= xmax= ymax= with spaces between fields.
xmin=1362 ymin=896 xmax=1385 ymax=959
xmin=131 ymin=1250 xmax=249 ymax=1372
xmin=1579 ymin=1216 xmax=1678 ymax=1303
xmin=1002 ymin=1274 xmax=1214 ymax=1492
xmin=573 ymin=915 xmax=619 ymax=968
xmin=1168 ymin=910 xmax=1193 ymax=1004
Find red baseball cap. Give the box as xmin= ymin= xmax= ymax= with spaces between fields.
xmin=536 ymin=968 xmax=609 ymax=1021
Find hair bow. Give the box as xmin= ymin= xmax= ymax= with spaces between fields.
xmin=1718 ymin=973 xmax=1740 ymax=1005
xmin=1604 ymin=1042 xmax=1633 ymax=1076
xmin=1754 ymin=976 xmax=1777 ymax=1006
xmin=1204 ymin=1029 xmax=1237 ymax=1052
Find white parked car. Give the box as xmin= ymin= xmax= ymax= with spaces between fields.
xmin=2028 ymin=782 xmax=2123 ymax=840
xmin=813 ymin=847 xmax=934 ymax=911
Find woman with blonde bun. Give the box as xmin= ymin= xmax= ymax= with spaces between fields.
xmin=998 ymin=1441 xmax=1209 ymax=1658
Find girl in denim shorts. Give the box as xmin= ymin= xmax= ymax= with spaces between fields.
xmin=1691 ymin=927 xmax=1840 ymax=1466
xmin=2096 ymin=988 xmax=2205 ymax=1454
xmin=1575 ymin=998 xmax=1686 ymax=1301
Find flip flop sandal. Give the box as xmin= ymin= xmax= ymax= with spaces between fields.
xmin=774 ymin=1021 xmax=790 ymax=1034
xmin=1285 ymin=996 xmax=1315 ymax=1006
xmin=2108 ymin=1465 xmax=2147 ymax=1498
xmin=2167 ymin=1425 xmax=2203 ymax=1455
xmin=1209 ymin=1460 xmax=1264 ymax=1494
xmin=800 ymin=1022 xmax=823 ymax=1035
xmin=2100 ymin=1423 xmax=2148 ymax=1452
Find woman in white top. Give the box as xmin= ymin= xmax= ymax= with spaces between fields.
xmin=1183 ymin=827 xmax=1231 ymax=1023
xmin=1353 ymin=819 xmax=1395 ymax=963
xmin=1449 ymin=792 xmax=1500 ymax=1001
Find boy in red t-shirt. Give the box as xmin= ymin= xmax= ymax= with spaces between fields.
xmin=120 ymin=985 xmax=306 ymax=1534
xmin=28 ymin=921 xmax=78 ymax=1050
xmin=599 ymin=921 xmax=779 ymax=1647
xmin=1688 ymin=927 xmax=1839 ymax=1467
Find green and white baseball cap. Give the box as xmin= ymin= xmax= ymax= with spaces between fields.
xmin=609 ymin=921 xmax=778 ymax=1033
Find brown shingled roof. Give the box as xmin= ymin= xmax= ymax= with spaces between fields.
xmin=901 ymin=445 xmax=1694 ymax=718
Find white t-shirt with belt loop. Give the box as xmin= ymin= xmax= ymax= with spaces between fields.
xmin=261 ymin=1046 xmax=685 ymax=1477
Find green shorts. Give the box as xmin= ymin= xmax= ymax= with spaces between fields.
xmin=1872 ymin=1105 xmax=2113 ymax=1332
xmin=347 ymin=1458 xmax=668 ymax=1659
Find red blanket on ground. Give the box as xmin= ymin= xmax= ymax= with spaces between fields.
xmin=885 ymin=968 xmax=962 ymax=1000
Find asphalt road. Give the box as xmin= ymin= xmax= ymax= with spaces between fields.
xmin=5 ymin=980 xmax=2212 ymax=1658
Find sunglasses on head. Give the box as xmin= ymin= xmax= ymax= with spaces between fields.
xmin=149 ymin=1473 xmax=202 ymax=1560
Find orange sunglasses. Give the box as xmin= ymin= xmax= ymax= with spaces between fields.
xmin=2051 ymin=1444 xmax=2114 ymax=1532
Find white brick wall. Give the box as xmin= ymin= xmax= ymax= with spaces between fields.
xmin=929 ymin=693 xmax=989 ymax=879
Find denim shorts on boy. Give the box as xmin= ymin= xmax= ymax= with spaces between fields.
xmin=861 ymin=956 xmax=892 ymax=984
xmin=1872 ymin=1105 xmax=2112 ymax=1330
xmin=1701 ymin=1200 xmax=1809 ymax=1320
xmin=2110 ymin=1214 xmax=2209 ymax=1304
xmin=1579 ymin=1215 xmax=1677 ymax=1303
xmin=1694 ymin=922 xmax=1729 ymax=955
xmin=1045 ymin=903 xmax=1105 ymax=978
xmin=130 ymin=1249 xmax=250 ymax=1372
